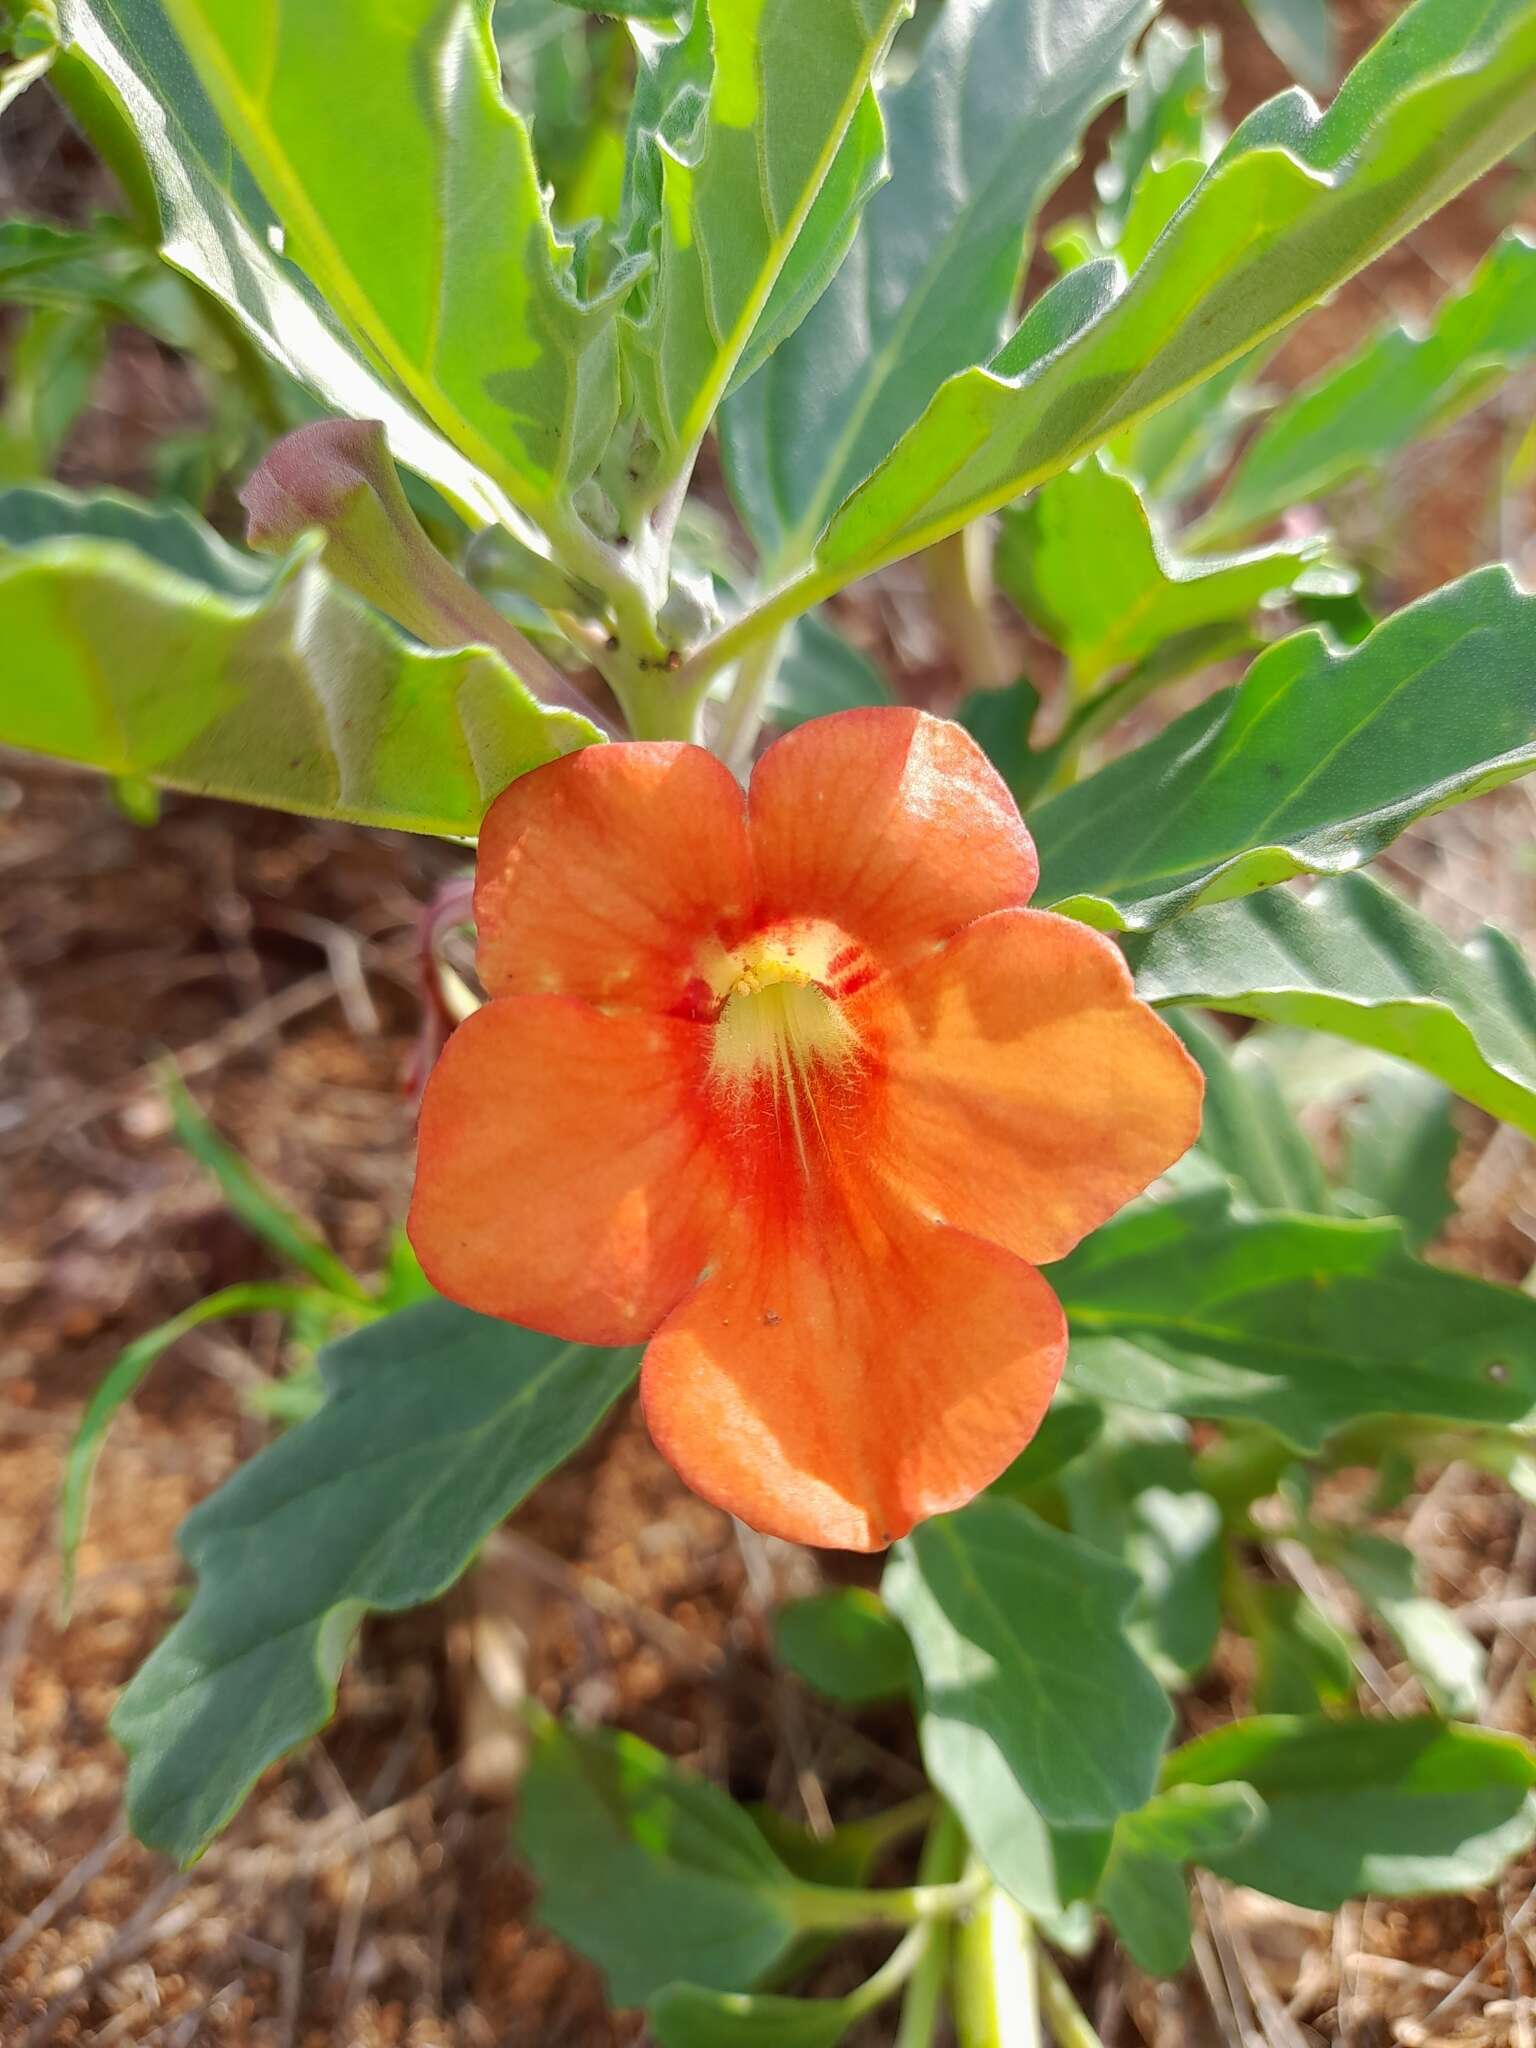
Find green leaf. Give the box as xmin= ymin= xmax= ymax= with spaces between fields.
xmin=0 ymin=481 xmax=273 ymax=594
xmin=650 ymin=1984 xmax=857 ymax=2048
xmin=0 ymin=3 xmax=57 ymax=115
xmin=773 ymin=1589 xmax=913 ymax=1705
xmin=1098 ymin=1782 xmax=1263 ymax=1975
xmin=113 ymin=1303 xmax=639 ymax=1863
xmin=0 ymin=304 xmax=103 ymax=479
xmin=1062 ymin=1433 xmax=1223 ymax=1688
xmin=518 ymin=1716 xmax=807 ymax=2004
xmin=53 ymin=0 xmax=520 ymax=529
xmin=1163 ymin=1716 xmax=1536 ymax=1908
xmin=1127 ymin=870 xmax=1536 ymax=1136
xmin=1342 ymin=1065 xmax=1458 ymax=1249
xmin=1095 ymin=19 xmax=1221 ymax=245
xmin=1031 ymin=567 xmax=1536 ymax=931
xmin=1202 ymin=230 xmax=1536 ymax=541
xmin=996 ymin=457 xmax=1321 ymax=695
xmin=1172 ymin=1012 xmax=1330 ymax=1215
xmin=0 ymin=521 xmax=599 ymax=833
xmin=718 ymin=0 xmax=1153 ymax=566
xmin=164 ymin=1068 xmax=368 ymax=1300
xmin=807 ymin=0 xmax=1536 ymax=585
xmin=623 ymin=0 xmax=907 ymax=501
xmin=1056 ymin=1186 xmax=1536 ymax=1451
xmin=989 ymin=1396 xmax=1104 ymax=1496
xmin=1305 ymin=1528 xmax=1486 ymax=1717
xmin=884 ymin=1498 xmax=1170 ymax=1913
xmin=1239 ymin=1579 xmax=1359 ymax=1716
xmin=149 ymin=0 xmax=636 ymax=519
xmin=59 ymin=1281 xmax=321 ymax=1613
xmin=1244 ymin=0 xmax=1337 ymax=93
xmin=766 ymin=610 xmax=892 ymax=729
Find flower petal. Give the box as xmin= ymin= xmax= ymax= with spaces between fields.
xmin=409 ymin=996 xmax=725 ymax=1345
xmin=641 ymin=1184 xmax=1066 ymax=1552
xmin=867 ymin=908 xmax=1204 ymax=1267
xmin=748 ymin=708 xmax=1038 ymax=969
xmin=475 ymin=742 xmax=753 ymax=1009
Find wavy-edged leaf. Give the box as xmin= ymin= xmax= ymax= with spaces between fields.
xmin=997 ymin=456 xmax=1322 ymax=693
xmin=1127 ymin=870 xmax=1536 ymax=1137
xmin=153 ymin=0 xmax=638 ymax=518
xmin=113 ymin=1303 xmax=639 ymax=1863
xmin=1202 ymin=230 xmax=1536 ymax=541
xmin=1244 ymin=0 xmax=1337 ymax=95
xmin=53 ymin=0 xmax=526 ymax=531
xmin=719 ymin=0 xmax=1152 ymax=566
xmin=0 ymin=510 xmax=599 ymax=832
xmin=1163 ymin=1716 xmax=1536 ymax=1909
xmin=809 ymin=0 xmax=1536 ymax=585
xmin=884 ymin=1496 xmax=1170 ymax=1914
xmin=1030 ymin=567 xmax=1536 ymax=931
xmin=1056 ymin=1187 xmax=1536 ymax=1451
xmin=0 ymin=480 xmax=273 ymax=594
xmin=1095 ymin=18 xmax=1221 ymax=244
xmin=623 ymin=0 xmax=907 ymax=501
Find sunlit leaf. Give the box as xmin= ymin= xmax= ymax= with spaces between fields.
xmin=812 ymin=0 xmax=1536 ymax=584
xmin=1201 ymin=230 xmax=1536 ymax=541
xmin=885 ymin=1497 xmax=1170 ymax=1914
xmin=1128 ymin=870 xmax=1536 ymax=1136
xmin=1031 ymin=568 xmax=1536 ymax=930
xmin=996 ymin=455 xmax=1322 ymax=694
xmin=54 ymin=0 xmax=525 ymax=530
xmin=1056 ymin=1187 xmax=1536 ymax=1451
xmin=1097 ymin=1781 xmax=1263 ymax=1975
xmin=114 ymin=1304 xmax=639 ymax=1863
xmin=0 ymin=503 xmax=599 ymax=833
xmin=622 ymin=0 xmax=907 ymax=503
xmin=719 ymin=0 xmax=1152 ymax=566
xmin=1163 ymin=1716 xmax=1536 ymax=1908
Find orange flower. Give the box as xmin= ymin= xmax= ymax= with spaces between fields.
xmin=408 ymin=709 xmax=1202 ymax=1551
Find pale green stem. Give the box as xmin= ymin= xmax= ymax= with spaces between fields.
xmin=895 ymin=1808 xmax=967 ymax=2048
xmin=713 ymin=626 xmax=787 ymax=773
xmin=788 ymin=1871 xmax=984 ymax=1935
xmin=834 ymin=1793 xmax=939 ymax=1867
xmin=924 ymin=524 xmax=1013 ymax=690
xmin=1035 ymin=1942 xmax=1107 ymax=2048
xmin=843 ymin=1922 xmax=935 ymax=2023
xmin=953 ymin=1881 xmax=1040 ymax=2048
xmin=673 ymin=561 xmax=838 ymax=698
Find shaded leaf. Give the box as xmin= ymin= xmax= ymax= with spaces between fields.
xmin=884 ymin=1498 xmax=1170 ymax=1912
xmin=114 ymin=1304 xmax=639 ymax=1862
xmin=1056 ymin=1187 xmax=1536 ymax=1451
xmin=1307 ymin=1528 xmax=1486 ymax=1717
xmin=1032 ymin=568 xmax=1536 ymax=930
xmin=1128 ymin=869 xmax=1536 ymax=1136
xmin=1203 ymin=230 xmax=1536 ymax=540
xmin=996 ymin=456 xmax=1321 ymax=693
xmin=0 ymin=480 xmax=273 ymax=594
xmin=1342 ymin=1064 xmax=1458 ymax=1248
xmin=0 ymin=519 xmax=599 ymax=833
xmin=773 ymin=1589 xmax=913 ymax=1706
xmin=810 ymin=0 xmax=1536 ymax=584
xmin=1244 ymin=0 xmax=1337 ymax=94
xmin=1095 ymin=18 xmax=1221 ymax=244
xmin=1098 ymin=1782 xmax=1263 ymax=1975
xmin=1239 ymin=1578 xmax=1359 ymax=1716
xmin=518 ymin=1716 xmax=805 ymax=2004
xmin=1163 ymin=1716 xmax=1536 ymax=1909
xmin=989 ymin=1397 xmax=1104 ymax=1497
xmin=719 ymin=0 xmax=1152 ymax=566
xmin=766 ymin=610 xmax=892 ymax=729
xmin=1062 ymin=1433 xmax=1223 ymax=1687
xmin=1170 ymin=1012 xmax=1331 ymax=1215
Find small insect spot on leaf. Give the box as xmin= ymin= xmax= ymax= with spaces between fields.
xmin=762 ymin=1309 xmax=781 ymax=1327
xmin=1488 ymin=1359 xmax=1511 ymax=1384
